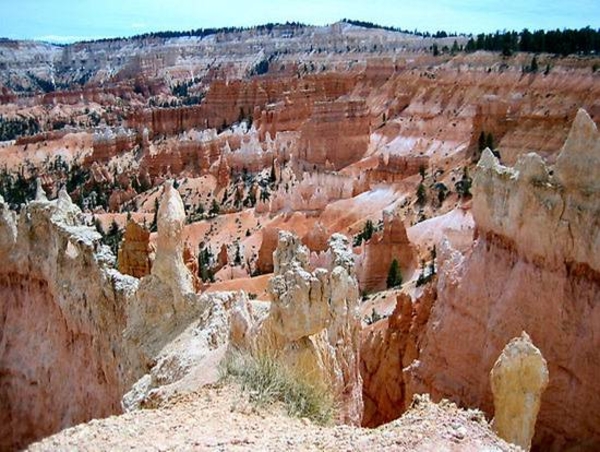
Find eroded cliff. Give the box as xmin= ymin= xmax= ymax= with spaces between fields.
xmin=0 ymin=191 xmax=139 ymax=450
xmin=404 ymin=109 xmax=600 ymax=450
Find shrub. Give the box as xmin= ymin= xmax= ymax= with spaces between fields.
xmin=353 ymin=219 xmax=375 ymax=246
xmin=221 ymin=350 xmax=335 ymax=425
xmin=386 ymin=258 xmax=403 ymax=288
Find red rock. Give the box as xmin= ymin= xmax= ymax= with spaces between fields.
xmin=360 ymin=286 xmax=435 ymax=427
xmin=256 ymin=227 xmax=279 ymax=274
xmin=356 ymin=212 xmax=417 ymax=292
xmin=118 ymin=220 xmax=152 ymax=278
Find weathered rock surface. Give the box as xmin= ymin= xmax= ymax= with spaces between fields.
xmin=491 ymin=332 xmax=549 ymax=451
xmin=404 ymin=110 xmax=600 ymax=450
xmin=360 ymin=286 xmax=435 ymax=427
xmin=231 ymin=231 xmax=363 ymax=425
xmin=355 ymin=212 xmax=417 ymax=292
xmin=28 ymin=386 xmax=520 ymax=452
xmin=125 ymin=183 xmax=202 ymax=363
xmin=118 ymin=220 xmax=152 ymax=278
xmin=0 ymin=192 xmax=139 ymax=450
xmin=255 ymin=226 xmax=280 ymax=274
xmin=123 ymin=291 xmax=243 ymax=411
xmin=152 ymin=181 xmax=194 ymax=295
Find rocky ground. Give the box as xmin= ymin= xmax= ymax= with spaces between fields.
xmin=29 ymin=383 xmax=518 ymax=452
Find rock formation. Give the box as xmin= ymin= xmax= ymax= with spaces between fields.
xmin=0 ymin=190 xmax=139 ymax=451
xmin=360 ymin=286 xmax=435 ymax=427
xmin=118 ymin=220 xmax=152 ymax=278
xmin=491 ymin=332 xmax=549 ymax=451
xmin=355 ymin=212 xmax=417 ymax=292
xmin=255 ymin=226 xmax=280 ymax=274
xmin=151 ymin=181 xmax=194 ymax=295
xmin=403 ymin=109 xmax=600 ymax=450
xmin=125 ymin=182 xmax=200 ymax=361
xmin=230 ymin=231 xmax=363 ymax=425
xmin=123 ymin=291 xmax=242 ymax=411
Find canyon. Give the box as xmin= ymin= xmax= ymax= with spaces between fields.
xmin=0 ymin=20 xmax=599 ymax=451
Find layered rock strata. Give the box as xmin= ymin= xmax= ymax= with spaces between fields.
xmin=360 ymin=286 xmax=435 ymax=427
xmin=0 ymin=191 xmax=139 ymax=450
xmin=355 ymin=212 xmax=417 ymax=292
xmin=118 ymin=220 xmax=153 ymax=278
xmin=404 ymin=109 xmax=600 ymax=449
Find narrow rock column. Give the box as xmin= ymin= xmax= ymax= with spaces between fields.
xmin=490 ymin=332 xmax=549 ymax=451
xmin=151 ymin=181 xmax=194 ymax=295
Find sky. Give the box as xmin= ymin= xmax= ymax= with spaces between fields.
xmin=2 ymin=0 xmax=600 ymax=44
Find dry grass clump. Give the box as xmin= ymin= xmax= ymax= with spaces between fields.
xmin=221 ymin=350 xmax=335 ymax=425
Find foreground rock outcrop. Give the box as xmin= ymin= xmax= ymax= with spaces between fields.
xmin=491 ymin=332 xmax=549 ymax=451
xmin=0 ymin=191 xmax=139 ymax=450
xmin=404 ymin=109 xmax=600 ymax=449
xmin=28 ymin=385 xmax=520 ymax=452
xmin=231 ymin=231 xmax=363 ymax=425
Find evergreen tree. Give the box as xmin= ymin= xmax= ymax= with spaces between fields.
xmin=386 ymin=259 xmax=403 ymax=288
xmin=451 ymin=40 xmax=459 ymax=54
xmin=485 ymin=132 xmax=494 ymax=150
xmin=530 ymin=55 xmax=539 ymax=72
xmin=455 ymin=167 xmax=473 ymax=198
xmin=416 ymin=183 xmax=427 ymax=206
xmin=354 ymin=219 xmax=375 ymax=246
xmin=209 ymin=198 xmax=220 ymax=216
xmin=234 ymin=244 xmax=242 ymax=266
xmin=150 ymin=197 xmax=159 ymax=232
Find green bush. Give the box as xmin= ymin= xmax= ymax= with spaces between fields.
xmin=386 ymin=258 xmax=403 ymax=288
xmin=221 ymin=350 xmax=335 ymax=425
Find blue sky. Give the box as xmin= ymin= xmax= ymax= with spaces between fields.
xmin=3 ymin=0 xmax=600 ymax=43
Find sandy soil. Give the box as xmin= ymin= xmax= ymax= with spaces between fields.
xmin=28 ymin=383 xmax=519 ymax=452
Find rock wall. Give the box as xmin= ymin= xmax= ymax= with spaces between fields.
xmin=298 ymin=98 xmax=370 ymax=170
xmin=0 ymin=192 xmax=139 ymax=450
xmin=231 ymin=231 xmax=363 ymax=425
xmin=355 ymin=212 xmax=417 ymax=292
xmin=360 ymin=286 xmax=435 ymax=427
xmin=404 ymin=110 xmax=600 ymax=450
xmin=118 ymin=220 xmax=152 ymax=278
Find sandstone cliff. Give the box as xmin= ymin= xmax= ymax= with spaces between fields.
xmin=0 ymin=191 xmax=139 ymax=450
xmin=404 ymin=109 xmax=600 ymax=450
xmin=355 ymin=211 xmax=417 ymax=292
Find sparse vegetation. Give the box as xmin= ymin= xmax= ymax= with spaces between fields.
xmin=0 ymin=115 xmax=40 ymax=141
xmin=353 ymin=219 xmax=375 ymax=246
xmin=221 ymin=350 xmax=335 ymax=425
xmin=386 ymin=258 xmax=403 ymax=288
xmin=416 ymin=183 xmax=427 ymax=206
xmin=99 ymin=219 xmax=123 ymax=257
xmin=455 ymin=167 xmax=473 ymax=199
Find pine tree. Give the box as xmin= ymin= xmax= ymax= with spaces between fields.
xmin=209 ymin=198 xmax=220 ymax=216
xmin=386 ymin=259 xmax=402 ymax=288
xmin=417 ymin=183 xmax=427 ymax=206
xmin=478 ymin=131 xmax=486 ymax=151
xmin=530 ymin=55 xmax=539 ymax=73
xmin=234 ymin=242 xmax=242 ymax=266
xmin=485 ymin=132 xmax=494 ymax=150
